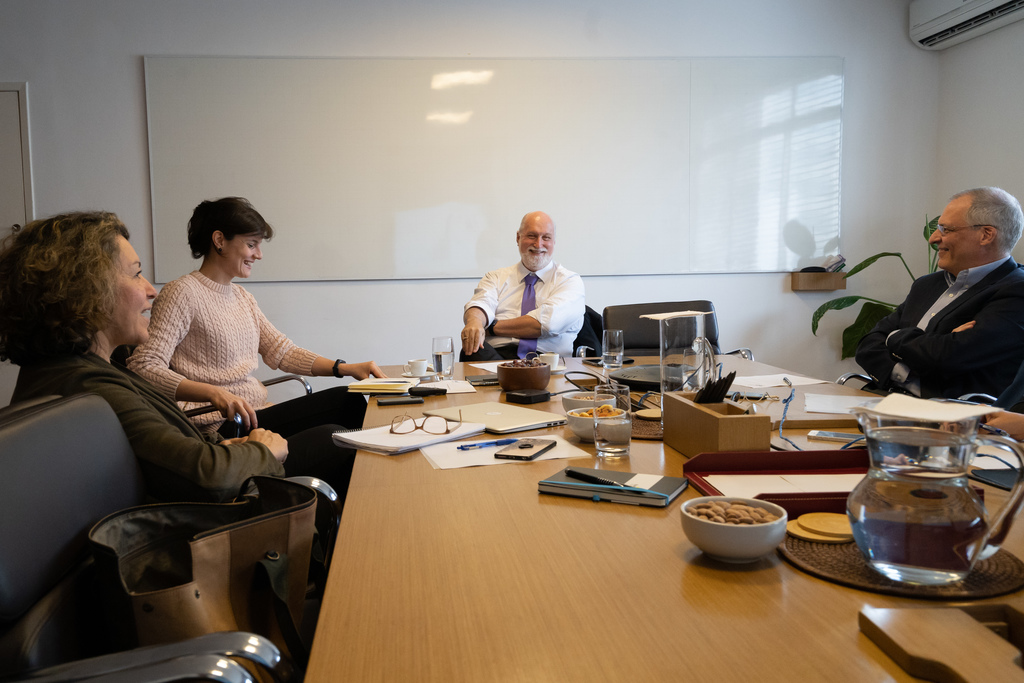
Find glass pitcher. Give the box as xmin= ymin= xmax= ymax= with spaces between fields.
xmin=658 ymin=312 xmax=715 ymax=396
xmin=847 ymin=405 xmax=1024 ymax=586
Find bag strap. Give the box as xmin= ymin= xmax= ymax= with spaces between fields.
xmin=256 ymin=551 xmax=310 ymax=670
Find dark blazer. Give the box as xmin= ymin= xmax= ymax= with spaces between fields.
xmin=855 ymin=258 xmax=1024 ymax=399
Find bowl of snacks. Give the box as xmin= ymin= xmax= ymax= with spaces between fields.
xmin=565 ymin=404 xmax=626 ymax=442
xmin=680 ymin=497 xmax=788 ymax=563
xmin=496 ymin=358 xmax=551 ymax=391
xmin=561 ymin=391 xmax=615 ymax=414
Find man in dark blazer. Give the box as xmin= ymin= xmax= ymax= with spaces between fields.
xmin=856 ymin=187 xmax=1024 ymax=399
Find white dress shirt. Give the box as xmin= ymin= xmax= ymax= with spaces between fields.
xmin=464 ymin=260 xmax=585 ymax=359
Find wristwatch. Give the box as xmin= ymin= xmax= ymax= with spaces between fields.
xmin=486 ymin=319 xmax=497 ymax=336
xmin=332 ymin=359 xmax=346 ymax=378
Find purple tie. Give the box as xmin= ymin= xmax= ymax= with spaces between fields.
xmin=517 ymin=273 xmax=539 ymax=358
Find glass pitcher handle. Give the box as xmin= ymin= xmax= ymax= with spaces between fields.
xmin=974 ymin=433 xmax=1024 ymax=552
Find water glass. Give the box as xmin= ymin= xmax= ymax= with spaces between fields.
xmin=593 ymin=382 xmax=631 ymax=457
xmin=602 ymin=329 xmax=624 ymax=370
xmin=432 ymin=336 xmax=454 ymax=378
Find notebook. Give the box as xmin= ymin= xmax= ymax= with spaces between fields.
xmin=539 ymin=466 xmax=689 ymax=507
xmin=423 ymin=401 xmax=567 ymax=434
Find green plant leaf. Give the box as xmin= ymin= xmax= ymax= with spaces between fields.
xmin=844 ymin=252 xmax=903 ymax=279
xmin=812 ymin=296 xmax=871 ymax=335
xmin=840 ymin=301 xmax=895 ymax=359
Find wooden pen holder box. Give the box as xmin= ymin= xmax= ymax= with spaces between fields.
xmin=662 ymin=392 xmax=771 ymax=457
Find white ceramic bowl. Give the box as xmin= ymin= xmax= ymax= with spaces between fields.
xmin=680 ymin=497 xmax=788 ymax=563
xmin=565 ymin=408 xmax=596 ymax=442
xmin=561 ymin=391 xmax=615 ymax=414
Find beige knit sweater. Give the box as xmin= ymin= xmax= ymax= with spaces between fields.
xmin=128 ymin=271 xmax=317 ymax=429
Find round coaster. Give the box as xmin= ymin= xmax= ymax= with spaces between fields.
xmin=786 ymin=520 xmax=852 ymax=544
xmin=635 ymin=408 xmax=661 ymax=421
xmin=779 ymin=537 xmax=1024 ymax=600
xmin=797 ymin=512 xmax=853 ymax=538
xmin=630 ymin=413 xmax=663 ymax=441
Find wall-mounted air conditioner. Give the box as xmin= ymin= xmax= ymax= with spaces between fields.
xmin=910 ymin=0 xmax=1024 ymax=49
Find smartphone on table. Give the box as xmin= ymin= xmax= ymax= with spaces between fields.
xmin=494 ymin=438 xmax=557 ymax=461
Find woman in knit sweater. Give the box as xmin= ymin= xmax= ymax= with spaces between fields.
xmin=128 ymin=197 xmax=384 ymax=437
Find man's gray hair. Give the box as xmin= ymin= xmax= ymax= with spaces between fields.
xmin=950 ymin=186 xmax=1024 ymax=253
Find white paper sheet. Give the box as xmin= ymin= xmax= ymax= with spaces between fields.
xmin=704 ymin=473 xmax=866 ymax=499
xmin=732 ymin=374 xmax=826 ymax=388
xmin=868 ymin=394 xmax=999 ymax=420
xmin=804 ymin=394 xmax=881 ymax=415
xmin=418 ymin=380 xmax=477 ymax=394
xmin=420 ymin=435 xmax=589 ymax=469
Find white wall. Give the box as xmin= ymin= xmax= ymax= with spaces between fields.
xmin=0 ymin=0 xmax=968 ymax=403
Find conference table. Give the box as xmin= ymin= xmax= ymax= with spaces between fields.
xmin=305 ymin=357 xmax=1024 ymax=682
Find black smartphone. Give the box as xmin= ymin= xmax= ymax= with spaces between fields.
xmin=377 ymin=396 xmax=424 ymax=406
xmin=494 ymin=438 xmax=557 ymax=461
xmin=581 ymin=357 xmax=635 ymax=367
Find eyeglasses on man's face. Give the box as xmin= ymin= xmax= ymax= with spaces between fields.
xmin=390 ymin=411 xmax=463 ymax=435
xmin=933 ymin=223 xmax=992 ymax=236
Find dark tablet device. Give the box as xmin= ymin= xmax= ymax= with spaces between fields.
xmin=377 ymin=396 xmax=424 ymax=406
xmin=969 ymin=468 xmax=1018 ymax=491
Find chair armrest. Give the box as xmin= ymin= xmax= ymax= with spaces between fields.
xmin=955 ymin=393 xmax=998 ymax=405
xmin=2 ymin=632 xmax=294 ymax=683
xmin=263 ymin=374 xmax=312 ymax=395
xmin=836 ymin=372 xmax=873 ymax=387
xmin=722 ymin=348 xmax=754 ymax=361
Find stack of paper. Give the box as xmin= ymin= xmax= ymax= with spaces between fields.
xmin=332 ymin=421 xmax=486 ymax=455
xmin=346 ymin=378 xmax=418 ymax=394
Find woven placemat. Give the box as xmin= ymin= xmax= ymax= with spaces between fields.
xmin=779 ymin=536 xmax=1024 ymax=600
xmin=631 ymin=414 xmax=663 ymax=440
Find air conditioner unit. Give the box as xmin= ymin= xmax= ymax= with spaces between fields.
xmin=909 ymin=0 xmax=1024 ymax=49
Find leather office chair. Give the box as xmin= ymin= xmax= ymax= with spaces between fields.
xmin=0 ymin=394 xmax=296 ymax=682
xmin=572 ymin=305 xmax=604 ymax=358
xmin=111 ymin=345 xmax=313 ymax=436
xmin=602 ymin=300 xmax=754 ymax=359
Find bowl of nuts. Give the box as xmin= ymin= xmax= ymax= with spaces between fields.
xmin=561 ymin=391 xmax=615 ymax=414
xmin=564 ymin=404 xmax=626 ymax=442
xmin=680 ymin=497 xmax=788 ymax=563
xmin=496 ymin=358 xmax=551 ymax=392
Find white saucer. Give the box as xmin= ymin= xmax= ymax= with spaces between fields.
xmin=402 ymin=370 xmax=437 ymax=379
xmin=548 ymin=364 xmax=567 ymax=374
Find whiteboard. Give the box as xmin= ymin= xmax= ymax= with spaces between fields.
xmin=145 ymin=57 xmax=843 ymax=282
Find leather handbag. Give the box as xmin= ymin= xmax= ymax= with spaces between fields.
xmin=88 ymin=476 xmax=316 ymax=666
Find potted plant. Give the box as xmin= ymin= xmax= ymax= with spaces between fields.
xmin=811 ymin=216 xmax=939 ymax=359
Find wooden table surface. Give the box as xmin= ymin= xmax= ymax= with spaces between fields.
xmin=305 ymin=357 xmax=1024 ymax=682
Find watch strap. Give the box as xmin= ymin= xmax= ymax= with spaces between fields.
xmin=332 ymin=359 xmax=346 ymax=378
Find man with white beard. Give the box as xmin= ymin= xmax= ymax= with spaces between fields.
xmin=460 ymin=211 xmax=585 ymax=361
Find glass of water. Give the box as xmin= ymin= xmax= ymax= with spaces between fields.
xmin=593 ymin=382 xmax=631 ymax=457
xmin=602 ymin=329 xmax=624 ymax=370
xmin=432 ymin=336 xmax=454 ymax=378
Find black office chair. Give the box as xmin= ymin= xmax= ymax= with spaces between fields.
xmin=602 ymin=300 xmax=753 ymax=359
xmin=111 ymin=345 xmax=313 ymax=436
xmin=572 ymin=305 xmax=604 ymax=358
xmin=0 ymin=394 xmax=296 ymax=682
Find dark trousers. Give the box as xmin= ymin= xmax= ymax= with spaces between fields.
xmin=460 ymin=342 xmax=520 ymax=362
xmin=218 ymin=386 xmax=367 ymax=506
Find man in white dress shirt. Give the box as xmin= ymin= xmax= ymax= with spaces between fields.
xmin=461 ymin=211 xmax=585 ymax=361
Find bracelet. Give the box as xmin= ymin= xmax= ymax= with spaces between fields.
xmin=332 ymin=359 xmax=346 ymax=378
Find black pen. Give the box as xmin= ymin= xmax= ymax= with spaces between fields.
xmin=565 ymin=467 xmax=634 ymax=489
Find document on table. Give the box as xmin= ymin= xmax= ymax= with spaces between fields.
xmin=704 ymin=473 xmax=866 ymax=499
xmin=733 ymin=374 xmax=826 ymax=388
xmin=420 ymin=435 xmax=589 ymax=470
xmin=418 ymin=379 xmax=477 ymax=394
xmin=804 ymin=394 xmax=881 ymax=414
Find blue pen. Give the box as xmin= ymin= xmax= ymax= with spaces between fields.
xmin=457 ymin=438 xmax=518 ymax=451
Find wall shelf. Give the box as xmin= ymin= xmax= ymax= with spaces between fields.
xmin=791 ymin=272 xmax=847 ymax=291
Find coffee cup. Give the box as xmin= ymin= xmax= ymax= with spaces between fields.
xmin=539 ymin=352 xmax=560 ymax=369
xmin=404 ymin=359 xmax=429 ymax=376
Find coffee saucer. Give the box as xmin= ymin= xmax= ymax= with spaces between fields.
xmin=402 ymin=369 xmax=437 ymax=379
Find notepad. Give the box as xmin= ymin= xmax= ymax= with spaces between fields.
xmin=346 ymin=378 xmax=419 ymax=394
xmin=332 ymin=421 xmax=485 ymax=455
xmin=539 ymin=467 xmax=688 ymax=507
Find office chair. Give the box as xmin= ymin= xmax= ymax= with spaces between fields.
xmin=602 ymin=300 xmax=754 ymax=359
xmin=0 ymin=394 xmax=297 ymax=682
xmin=572 ymin=305 xmax=604 ymax=358
xmin=111 ymin=345 xmax=313 ymax=436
